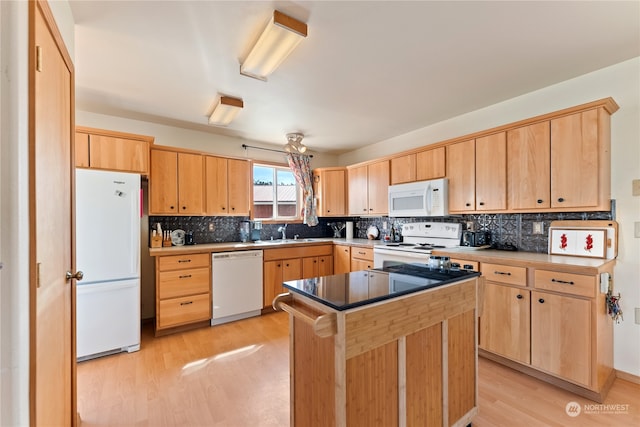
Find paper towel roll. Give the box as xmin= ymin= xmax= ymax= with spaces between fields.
xmin=346 ymin=222 xmax=354 ymax=239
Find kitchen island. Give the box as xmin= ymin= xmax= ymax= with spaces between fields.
xmin=274 ymin=264 xmax=482 ymax=427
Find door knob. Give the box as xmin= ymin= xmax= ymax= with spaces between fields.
xmin=66 ymin=270 xmax=84 ymax=281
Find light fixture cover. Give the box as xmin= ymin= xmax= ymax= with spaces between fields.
xmin=284 ymin=132 xmax=307 ymax=153
xmin=208 ymin=96 xmax=243 ymax=126
xmin=240 ymin=11 xmax=308 ymax=81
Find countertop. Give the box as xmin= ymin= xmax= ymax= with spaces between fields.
xmin=433 ymin=247 xmax=615 ymax=274
xmin=282 ymin=264 xmax=481 ymax=311
xmin=148 ymin=237 xmax=380 ymax=256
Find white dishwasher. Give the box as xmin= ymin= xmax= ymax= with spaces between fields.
xmin=211 ymin=250 xmax=263 ymax=325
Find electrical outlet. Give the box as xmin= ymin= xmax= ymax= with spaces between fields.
xmin=635 ymin=222 xmax=640 ymax=238
xmin=208 ymin=223 xmax=215 ymax=232
xmin=632 ymin=179 xmax=640 ymax=196
xmin=635 ymin=308 xmax=640 ymax=325
xmin=533 ymin=222 xmax=544 ymax=235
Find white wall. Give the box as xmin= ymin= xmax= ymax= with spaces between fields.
xmin=75 ymin=111 xmax=340 ymax=168
xmin=0 ymin=1 xmax=31 ymax=425
xmin=339 ymin=58 xmax=640 ymax=377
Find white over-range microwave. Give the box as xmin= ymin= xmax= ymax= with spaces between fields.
xmin=388 ymin=178 xmax=449 ymax=217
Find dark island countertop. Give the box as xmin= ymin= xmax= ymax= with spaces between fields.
xmin=283 ymin=264 xmax=481 ymax=311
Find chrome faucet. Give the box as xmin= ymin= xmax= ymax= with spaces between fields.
xmin=277 ymin=224 xmax=288 ymax=240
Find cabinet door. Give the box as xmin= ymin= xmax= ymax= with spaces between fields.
xmin=75 ymin=132 xmax=90 ymax=168
xmin=351 ymin=258 xmax=372 ymax=272
xmin=227 ymin=159 xmax=250 ymax=215
xmin=475 ymin=132 xmax=506 ymax=211
xmin=348 ymin=165 xmax=368 ymax=215
xmin=507 ymin=122 xmax=551 ymax=209
xmin=283 ymin=258 xmax=302 ymax=282
xmin=321 ymin=169 xmax=347 ymax=216
xmin=551 ymin=109 xmax=600 ymax=209
xmin=318 ymin=255 xmax=333 ymax=276
xmin=178 ymin=153 xmax=204 ymax=214
xmin=416 ymin=146 xmax=445 ymax=181
xmin=263 ymin=260 xmax=283 ymax=308
xmin=367 ymin=160 xmax=390 ymax=215
xmin=205 ymin=156 xmax=228 ymax=215
xmin=447 ymin=139 xmax=475 ymax=212
xmin=89 ymin=134 xmax=149 ymax=174
xmin=149 ymin=150 xmax=178 ymax=214
xmin=479 ymin=283 xmax=530 ymax=364
xmin=334 ymin=245 xmax=351 ymax=274
xmin=390 ymin=154 xmax=416 ymax=184
xmin=302 ymin=256 xmax=319 ymax=279
xmin=531 ymin=291 xmax=591 ymax=386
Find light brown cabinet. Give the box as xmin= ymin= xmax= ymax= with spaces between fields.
xmin=416 ymin=146 xmax=446 ymax=181
xmin=205 ymin=156 xmax=251 ymax=216
xmin=313 ymin=167 xmax=347 ymax=216
xmin=390 ymin=153 xmax=416 ymax=184
xmin=350 ymin=246 xmax=373 ymax=271
xmin=75 ymin=127 xmax=153 ymax=174
xmin=447 ymin=139 xmax=476 ymax=212
xmin=155 ymin=253 xmax=211 ymax=335
xmin=149 ymin=149 xmax=204 ymax=215
xmin=348 ymin=160 xmax=389 ymax=215
xmin=507 ymin=121 xmax=551 ymax=209
xmin=263 ymin=245 xmax=333 ymax=309
xmin=333 ymin=244 xmax=351 ymax=274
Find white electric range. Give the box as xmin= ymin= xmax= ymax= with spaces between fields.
xmin=373 ymin=222 xmax=462 ymax=268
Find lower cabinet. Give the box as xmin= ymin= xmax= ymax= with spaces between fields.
xmin=350 ymin=246 xmax=373 ymax=271
xmin=477 ymin=259 xmax=614 ymax=402
xmin=155 ymin=253 xmax=211 ymax=335
xmin=333 ymin=244 xmax=351 ymax=274
xmin=263 ymin=245 xmax=333 ymax=309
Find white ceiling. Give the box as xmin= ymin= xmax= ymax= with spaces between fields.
xmin=69 ymin=1 xmax=640 ymax=154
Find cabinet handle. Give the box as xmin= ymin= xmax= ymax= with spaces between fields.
xmin=179 ymin=274 xmax=192 ymax=279
xmin=231 ymin=207 xmax=235 ymax=211
xmin=358 ymin=251 xmax=366 ymax=255
xmin=537 ymin=199 xmax=543 ymax=204
xmin=557 ymin=197 xmax=565 ymax=203
xmin=182 ymin=206 xmax=187 ymax=210
xmin=277 ymin=264 xmax=281 ymax=267
xmin=285 ymin=263 xmax=289 ymax=267
xmin=222 ymin=206 xmax=226 ymax=210
xmin=363 ymin=208 xmax=367 ymax=212
xmin=369 ymin=208 xmax=373 ymax=211
xmin=479 ymin=202 xmax=485 ymax=206
xmin=313 ymin=260 xmax=317 ymax=263
xmin=178 ymin=259 xmax=191 ymax=263
xmin=320 ymin=259 xmax=324 ymax=263
xmin=180 ymin=301 xmax=193 ymax=306
xmin=494 ymin=271 xmax=512 ymax=276
xmin=169 ymin=205 xmax=175 ymax=210
xmin=538 ymin=298 xmax=545 ymax=304
xmin=516 ymin=294 xmax=523 ymax=300
xmin=465 ymin=203 xmax=471 ymax=207
xmin=551 ymin=278 xmax=574 ymax=285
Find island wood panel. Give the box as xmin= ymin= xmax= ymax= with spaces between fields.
xmin=346 ymin=340 xmax=398 ymax=427
xmin=292 ymin=314 xmax=336 ymax=427
xmin=344 ymin=279 xmax=476 ymax=360
xmin=447 ymin=310 xmax=477 ymax=425
xmin=405 ymin=324 xmax=443 ymax=426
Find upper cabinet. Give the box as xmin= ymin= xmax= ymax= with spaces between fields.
xmin=313 ymin=167 xmax=347 ymax=217
xmin=446 ymin=139 xmax=476 ymax=212
xmin=390 ymin=147 xmax=446 ymax=185
xmin=507 ymin=122 xmax=551 ymax=209
xmin=550 ymin=108 xmax=609 ymax=210
xmin=205 ymin=156 xmax=251 ymax=216
xmin=149 ymin=148 xmax=204 ymax=215
xmin=348 ymin=160 xmax=389 ymax=215
xmin=75 ymin=127 xmax=153 ymax=174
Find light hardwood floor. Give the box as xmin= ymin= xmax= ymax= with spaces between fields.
xmin=77 ymin=312 xmax=640 ymax=426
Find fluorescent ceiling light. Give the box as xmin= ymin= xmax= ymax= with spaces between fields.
xmin=240 ymin=10 xmax=308 ymax=81
xmin=208 ymin=96 xmax=243 ymax=126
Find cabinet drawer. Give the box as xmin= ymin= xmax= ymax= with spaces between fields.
xmin=157 ymin=293 xmax=211 ymax=329
xmin=534 ymin=270 xmax=595 ymax=298
xmin=158 ymin=267 xmax=210 ymax=299
xmin=158 ymin=253 xmax=210 ymax=271
xmin=351 ymin=247 xmax=373 ymax=261
xmin=481 ymin=263 xmax=527 ymax=287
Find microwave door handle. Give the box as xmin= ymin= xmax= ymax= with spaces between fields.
xmin=426 ymin=184 xmax=432 ymax=215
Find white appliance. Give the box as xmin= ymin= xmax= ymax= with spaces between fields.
xmin=373 ymin=222 xmax=462 ymax=268
xmin=388 ymin=178 xmax=449 ymax=217
xmin=76 ymin=169 xmax=141 ymax=361
xmin=211 ymin=250 xmax=263 ymax=325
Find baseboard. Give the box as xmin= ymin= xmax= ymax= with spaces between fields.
xmin=616 ymin=369 xmax=640 ymax=385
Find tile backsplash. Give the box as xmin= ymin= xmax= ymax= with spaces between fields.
xmin=150 ymin=211 xmax=612 ymax=254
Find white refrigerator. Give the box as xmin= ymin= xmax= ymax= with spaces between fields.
xmin=76 ymin=169 xmax=141 ymax=361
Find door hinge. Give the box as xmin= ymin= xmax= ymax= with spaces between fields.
xmin=36 ymin=262 xmax=41 ymax=288
xmin=36 ymin=46 xmax=42 ymax=72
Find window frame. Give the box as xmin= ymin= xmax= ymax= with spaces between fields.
xmin=251 ymin=161 xmax=303 ymax=224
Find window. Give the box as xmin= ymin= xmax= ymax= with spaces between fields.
xmin=253 ymin=164 xmax=300 ymax=221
